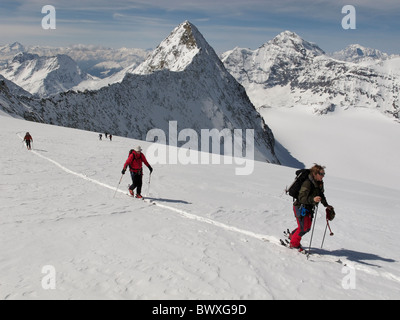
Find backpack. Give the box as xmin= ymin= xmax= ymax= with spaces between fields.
xmin=285 ymin=169 xmax=310 ymax=200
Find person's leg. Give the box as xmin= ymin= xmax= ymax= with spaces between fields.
xmin=290 ymin=206 xmax=313 ymax=248
xmin=136 ymin=174 xmax=143 ymax=196
xmin=128 ymin=172 xmax=137 ymax=195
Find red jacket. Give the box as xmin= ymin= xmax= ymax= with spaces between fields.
xmin=124 ymin=151 xmax=150 ymax=172
xmin=24 ymin=134 xmax=33 ymax=141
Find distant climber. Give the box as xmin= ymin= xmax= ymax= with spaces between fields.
xmin=23 ymin=132 xmax=33 ymax=150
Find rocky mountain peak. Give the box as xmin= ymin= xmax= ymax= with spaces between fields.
xmin=178 ymin=21 xmax=197 ymax=49
xmin=268 ymin=30 xmax=325 ymax=57
xmin=134 ymin=21 xmax=218 ymax=74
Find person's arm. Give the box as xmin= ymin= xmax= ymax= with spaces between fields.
xmin=141 ymin=154 xmax=153 ymax=173
xmin=122 ymin=154 xmax=133 ymax=174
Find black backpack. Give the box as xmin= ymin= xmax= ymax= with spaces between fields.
xmin=285 ymin=169 xmax=310 ymax=200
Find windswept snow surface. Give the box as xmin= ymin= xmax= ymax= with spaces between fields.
xmin=259 ymin=106 xmax=400 ymax=190
xmin=1 ymin=115 xmax=400 ymax=300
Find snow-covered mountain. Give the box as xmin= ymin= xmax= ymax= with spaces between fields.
xmin=28 ymin=44 xmax=149 ymax=78
xmin=133 ymin=21 xmax=204 ymax=75
xmin=0 ymin=42 xmax=25 ymax=66
xmin=0 ymin=43 xmax=150 ymax=78
xmin=0 ymin=75 xmax=34 ymax=119
xmin=0 ymin=74 xmax=31 ymax=97
xmin=0 ymin=21 xmax=283 ymax=164
xmin=0 ymin=52 xmax=92 ymax=97
xmin=221 ymin=31 xmax=400 ymax=119
xmin=331 ymin=44 xmax=390 ymax=63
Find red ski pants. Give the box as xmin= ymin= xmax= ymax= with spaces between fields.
xmin=290 ymin=205 xmax=313 ymax=248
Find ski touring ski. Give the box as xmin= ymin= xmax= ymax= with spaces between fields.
xmin=280 ymin=229 xmax=345 ymax=263
xmin=127 ymin=184 xmax=144 ymax=200
xmin=283 ymin=228 xmax=291 ymax=238
xmin=280 ymin=229 xmax=309 ymax=255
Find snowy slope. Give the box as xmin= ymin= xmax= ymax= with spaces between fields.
xmin=0 ymin=75 xmax=34 ymax=119
xmin=1 ymin=114 xmax=400 ymax=300
xmin=370 ymin=57 xmax=400 ymax=77
xmin=258 ymin=106 xmax=400 ymax=191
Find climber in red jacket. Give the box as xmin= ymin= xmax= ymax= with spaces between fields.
xmin=23 ymin=132 xmax=33 ymax=150
xmin=122 ymin=146 xmax=153 ymax=198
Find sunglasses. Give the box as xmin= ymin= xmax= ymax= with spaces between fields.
xmin=318 ymin=172 xmax=325 ymax=177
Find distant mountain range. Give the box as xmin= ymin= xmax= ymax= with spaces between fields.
xmin=0 ymin=42 xmax=149 ymax=80
xmin=330 ymin=44 xmax=392 ymax=63
xmin=0 ymin=22 xmax=399 ymax=168
xmin=1 ymin=32 xmax=399 ymax=119
xmin=0 ymin=52 xmax=93 ymax=97
xmin=221 ymin=31 xmax=400 ymax=119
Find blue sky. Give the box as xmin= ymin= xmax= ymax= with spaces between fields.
xmin=1 ymin=0 xmax=400 ymax=54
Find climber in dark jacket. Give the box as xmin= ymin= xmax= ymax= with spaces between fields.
xmin=289 ymin=164 xmax=333 ymax=251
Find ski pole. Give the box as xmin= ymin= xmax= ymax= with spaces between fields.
xmin=321 ymin=218 xmax=334 ymax=249
xmin=321 ymin=223 xmax=328 ymax=249
xmin=327 ymin=220 xmax=334 ymax=236
xmin=113 ymin=174 xmax=124 ymax=198
xmin=146 ymin=173 xmax=152 ymax=196
xmin=307 ymin=204 xmax=319 ymax=259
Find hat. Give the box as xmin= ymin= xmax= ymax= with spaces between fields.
xmin=134 ymin=146 xmax=143 ymax=152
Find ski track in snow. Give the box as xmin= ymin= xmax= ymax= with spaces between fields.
xmin=28 ymin=144 xmax=278 ymax=244
xmin=19 ymin=134 xmax=400 ymax=286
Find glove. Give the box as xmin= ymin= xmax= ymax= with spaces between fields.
xmin=149 ymin=166 xmax=153 ymax=174
xmin=326 ymin=206 xmax=335 ymax=221
xmin=121 ymin=168 xmax=126 ymax=175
